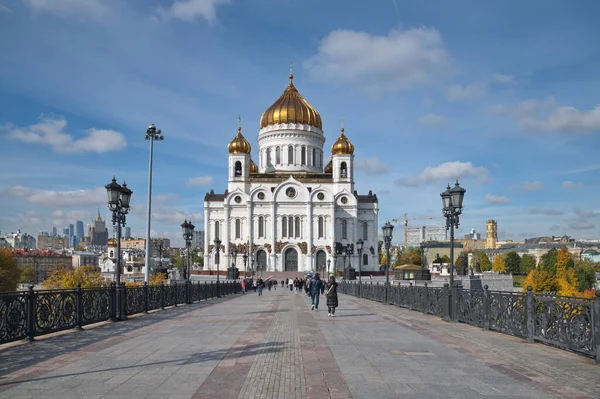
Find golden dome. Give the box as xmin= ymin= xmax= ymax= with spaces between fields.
xmin=324 ymin=159 xmax=333 ymax=174
xmin=228 ymin=127 xmax=251 ymax=154
xmin=250 ymin=159 xmax=258 ymax=173
xmin=331 ymin=128 xmax=354 ymax=155
xmin=108 ymin=238 xmax=117 ymax=247
xmin=259 ymin=74 xmax=322 ymax=130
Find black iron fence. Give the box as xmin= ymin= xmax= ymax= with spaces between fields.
xmin=0 ymin=281 xmax=241 ymax=345
xmin=339 ymin=282 xmax=600 ymax=362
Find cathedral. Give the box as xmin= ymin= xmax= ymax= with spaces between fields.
xmin=203 ymin=73 xmax=379 ymax=274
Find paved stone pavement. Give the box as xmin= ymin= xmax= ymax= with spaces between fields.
xmin=0 ymin=290 xmax=598 ymax=399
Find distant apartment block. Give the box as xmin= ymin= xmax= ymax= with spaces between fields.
xmin=406 ymin=226 xmax=447 ymax=247
xmin=1 ymin=230 xmax=36 ymax=250
xmin=72 ymin=251 xmax=99 ymax=269
xmin=37 ymin=235 xmax=69 ymax=251
xmin=13 ymin=250 xmax=72 ymax=283
xmin=192 ymin=230 xmax=204 ymax=252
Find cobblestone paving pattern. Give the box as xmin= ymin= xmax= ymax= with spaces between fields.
xmin=1 ymin=289 xmax=599 ymax=399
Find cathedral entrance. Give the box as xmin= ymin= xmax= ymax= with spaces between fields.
xmin=284 ymin=248 xmax=298 ymax=272
xmin=316 ymin=250 xmax=327 ymax=274
xmin=256 ymin=250 xmax=267 ymax=274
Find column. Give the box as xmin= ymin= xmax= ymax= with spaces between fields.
xmin=223 ymin=205 xmax=230 ymax=271
xmin=247 ymin=200 xmax=253 ymax=274
xmin=330 ymin=202 xmax=336 ymax=272
xmin=271 ymin=200 xmax=277 ymax=272
xmin=307 ymin=203 xmax=313 ymax=272
xmin=204 ymin=207 xmax=209 ymax=268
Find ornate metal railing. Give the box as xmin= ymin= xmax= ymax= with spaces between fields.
xmin=339 ymin=282 xmax=600 ymax=362
xmin=0 ymin=280 xmax=241 ymax=345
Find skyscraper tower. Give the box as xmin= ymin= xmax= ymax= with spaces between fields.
xmin=485 ymin=220 xmax=497 ymax=249
xmin=76 ymin=221 xmax=84 ymax=239
xmin=52 ymin=226 xmax=57 ymax=236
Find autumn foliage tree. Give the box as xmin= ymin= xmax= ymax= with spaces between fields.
xmin=492 ymin=254 xmax=505 ymax=272
xmin=0 ymin=248 xmax=20 ymax=292
xmin=42 ymin=265 xmax=106 ymax=289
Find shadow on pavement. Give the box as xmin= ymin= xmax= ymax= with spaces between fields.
xmin=0 ymin=296 xmax=239 ymax=379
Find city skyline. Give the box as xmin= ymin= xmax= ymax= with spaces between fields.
xmin=1 ymin=1 xmax=599 ymax=247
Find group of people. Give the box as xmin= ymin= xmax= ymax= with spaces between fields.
xmin=241 ymin=277 xmax=277 ymax=296
xmin=283 ymin=274 xmax=339 ymax=317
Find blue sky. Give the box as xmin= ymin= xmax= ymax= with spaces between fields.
xmin=1 ymin=0 xmax=599 ymax=246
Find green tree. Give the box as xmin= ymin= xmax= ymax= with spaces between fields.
xmin=19 ymin=264 xmax=35 ymax=284
xmin=520 ymin=254 xmax=537 ymax=273
xmin=574 ymin=262 xmax=598 ymax=292
xmin=472 ymin=252 xmax=492 ymax=272
xmin=397 ymin=248 xmax=422 ymax=266
xmin=440 ymin=254 xmax=451 ymax=264
xmin=170 ymin=251 xmax=185 ymax=270
xmin=456 ymin=252 xmax=468 ymax=274
xmin=492 ymin=254 xmax=506 ymax=272
xmin=0 ymin=248 xmax=20 ymax=292
xmin=504 ymin=251 xmax=521 ymax=274
xmin=539 ymin=248 xmax=558 ymax=274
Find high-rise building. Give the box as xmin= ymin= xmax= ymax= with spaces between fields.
xmin=76 ymin=221 xmax=84 ymax=239
xmin=69 ymin=224 xmax=74 ymax=237
xmin=124 ymin=226 xmax=131 ymax=239
xmin=63 ymin=227 xmax=69 ymax=236
xmin=192 ymin=230 xmax=204 ymax=252
xmin=52 ymin=226 xmax=57 ymax=236
xmin=89 ymin=210 xmax=108 ymax=246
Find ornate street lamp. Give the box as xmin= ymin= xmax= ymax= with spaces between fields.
xmin=181 ymin=219 xmax=194 ymax=304
xmin=105 ymin=176 xmax=133 ymax=321
xmin=243 ymin=253 xmax=248 ymax=279
xmin=144 ymin=124 xmax=164 ymax=284
xmin=441 ymin=180 xmax=466 ymax=321
xmin=417 ymin=241 xmax=431 ymax=281
xmin=214 ymin=238 xmax=221 ymax=296
xmin=382 ymin=221 xmax=394 ymax=304
xmin=327 ymin=259 xmax=331 ymax=276
xmin=230 ymin=246 xmax=238 ymax=279
xmin=356 ymin=238 xmax=364 ymax=298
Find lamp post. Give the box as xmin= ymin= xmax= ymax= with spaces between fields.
xmin=243 ymin=253 xmax=248 ymax=279
xmin=417 ymin=241 xmax=431 ymax=281
xmin=440 ymin=180 xmax=466 ymax=321
xmin=356 ymin=239 xmax=364 ymax=298
xmin=251 ymin=253 xmax=255 ymax=277
xmin=382 ymin=221 xmax=394 ymax=304
xmin=105 ymin=176 xmax=133 ymax=321
xmin=230 ymin=246 xmax=238 ymax=279
xmin=181 ymin=220 xmax=194 ymax=304
xmin=214 ymin=238 xmax=221 ymax=296
xmin=327 ymin=259 xmax=331 ymax=276
xmin=144 ymin=124 xmax=164 ymax=284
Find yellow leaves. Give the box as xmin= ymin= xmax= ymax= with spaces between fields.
xmin=522 ymin=269 xmax=558 ymax=293
xmin=0 ymin=248 xmax=20 ymax=292
xmin=150 ymin=272 xmax=167 ymax=285
xmin=556 ymin=247 xmax=574 ymax=277
xmin=492 ymin=254 xmax=505 ymax=273
xmin=42 ymin=265 xmax=106 ymax=289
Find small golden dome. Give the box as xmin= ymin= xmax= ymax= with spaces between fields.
xmin=324 ymin=159 xmax=333 ymax=174
xmin=108 ymin=238 xmax=117 ymax=247
xmin=250 ymin=159 xmax=258 ymax=173
xmin=228 ymin=127 xmax=251 ymax=154
xmin=331 ymin=128 xmax=354 ymax=155
xmin=259 ymin=74 xmax=322 ymax=130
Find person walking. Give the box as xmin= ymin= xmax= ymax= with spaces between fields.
xmin=288 ymin=278 xmax=294 ymax=292
xmin=241 ymin=279 xmax=246 ymax=294
xmin=325 ymin=275 xmax=339 ymax=317
xmin=257 ymin=278 xmax=264 ymax=296
xmin=309 ymin=273 xmax=324 ymax=311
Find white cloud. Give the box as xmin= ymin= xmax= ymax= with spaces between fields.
xmin=530 ymin=206 xmax=564 ymax=216
xmin=396 ymin=161 xmax=488 ymax=187
xmin=562 ymin=181 xmax=584 ymax=189
xmin=492 ymin=73 xmax=514 ymax=83
xmin=151 ymin=210 xmax=204 ymax=225
xmin=355 ymin=157 xmax=389 ymax=174
xmin=485 ymin=194 xmax=511 ymax=204
xmin=519 ymin=181 xmax=543 ymax=192
xmin=24 ymin=0 xmax=107 ymax=20
xmin=158 ymin=0 xmax=230 ymax=23
xmin=446 ymin=83 xmax=485 ymax=100
xmin=417 ymin=113 xmax=448 ymax=127
xmin=6 ymin=186 xmax=106 ymax=207
xmin=185 ymin=176 xmax=214 ymax=186
xmin=490 ymin=96 xmax=600 ymax=133
xmin=304 ymin=28 xmax=449 ymax=94
xmin=4 ymin=116 xmax=126 ymax=153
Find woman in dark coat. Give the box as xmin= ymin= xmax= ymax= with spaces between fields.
xmin=326 ymin=275 xmax=338 ymax=317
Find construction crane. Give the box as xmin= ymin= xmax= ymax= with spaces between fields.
xmin=391 ymin=213 xmax=446 ymax=248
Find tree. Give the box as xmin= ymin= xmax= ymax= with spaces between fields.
xmin=191 ymin=248 xmax=204 ymax=267
xmin=520 ymin=254 xmax=537 ymax=274
xmin=440 ymin=254 xmax=451 ymax=264
xmin=554 ymin=247 xmax=578 ymax=296
xmin=539 ymin=248 xmax=558 ymax=275
xmin=0 ymin=248 xmax=20 ymax=292
xmin=574 ymin=262 xmax=597 ymax=292
xmin=555 ymin=247 xmax=575 ymax=275
xmin=19 ymin=265 xmax=35 ymax=284
xmin=397 ymin=248 xmax=422 ymax=266
xmin=472 ymin=252 xmax=492 ymax=272
xmin=455 ymin=252 xmax=468 ymax=274
xmin=150 ymin=272 xmax=167 ymax=285
xmin=42 ymin=265 xmax=106 ymax=289
xmin=492 ymin=254 xmax=506 ymax=273
xmin=378 ymin=240 xmax=384 ymax=264
xmin=170 ymin=251 xmax=185 ymax=270
xmin=504 ymin=251 xmax=521 ymax=274
xmin=523 ymin=269 xmax=558 ymax=293
xmin=75 ymin=244 xmax=86 ymax=251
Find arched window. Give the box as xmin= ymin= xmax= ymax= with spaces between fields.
xmin=235 ymin=219 xmax=241 ymax=239
xmin=342 ymin=219 xmax=347 ymax=240
xmin=276 ymin=147 xmax=281 ymax=164
xmin=282 ymin=217 xmax=287 ymax=237
xmin=301 ymin=146 xmax=306 ymax=165
xmin=258 ymin=216 xmax=264 ymax=238
xmin=318 ymin=216 xmax=324 ymax=238
xmin=288 ymin=146 xmax=293 ymax=165
xmin=215 ymin=221 xmax=220 ymax=240
xmin=312 ymin=148 xmax=316 ymax=166
xmin=340 ymin=162 xmax=347 ymax=178
xmin=362 ymin=221 xmax=368 ymax=240
xmin=288 ymin=217 xmax=294 ymax=238
xmin=295 ymin=217 xmax=300 ymax=238
xmin=363 ymin=253 xmax=369 ymax=266
xmin=234 ymin=161 xmax=242 ymax=177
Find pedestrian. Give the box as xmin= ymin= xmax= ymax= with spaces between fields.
xmin=326 ymin=275 xmax=339 ymax=317
xmin=267 ymin=280 xmax=272 ymax=291
xmin=241 ymin=279 xmax=246 ymax=294
xmin=309 ymin=273 xmax=324 ymax=311
xmin=253 ymin=280 xmax=257 ymax=292
xmin=288 ymin=278 xmax=294 ymax=292
xmin=281 ymin=280 xmax=284 ymax=288
xmin=257 ymin=278 xmax=264 ymax=296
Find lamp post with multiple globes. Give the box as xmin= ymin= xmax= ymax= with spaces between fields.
xmin=382 ymin=221 xmax=394 ymax=304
